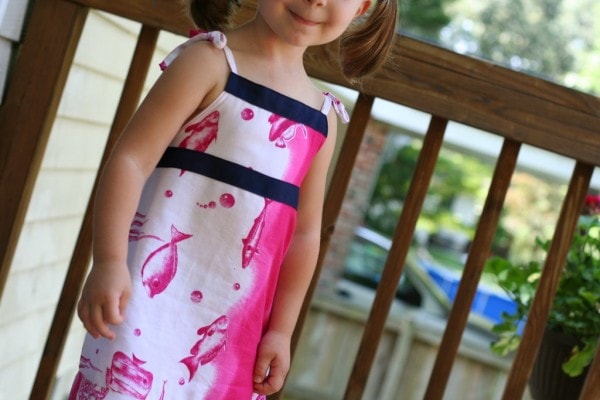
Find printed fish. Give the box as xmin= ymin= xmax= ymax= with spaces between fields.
xmin=71 ymin=371 xmax=109 ymax=399
xmin=79 ymin=356 xmax=102 ymax=373
xmin=106 ymin=352 xmax=153 ymax=399
xmin=268 ymin=113 xmax=307 ymax=148
xmin=179 ymin=111 xmax=219 ymax=151
xmin=178 ymin=111 xmax=219 ymax=175
xmin=241 ymin=199 xmax=270 ymax=268
xmin=180 ymin=315 xmax=229 ymax=381
xmin=129 ymin=212 xmax=162 ymax=242
xmin=141 ymin=225 xmax=192 ymax=298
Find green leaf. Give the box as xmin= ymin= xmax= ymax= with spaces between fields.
xmin=562 ymin=339 xmax=598 ymax=377
xmin=491 ymin=333 xmax=521 ymax=356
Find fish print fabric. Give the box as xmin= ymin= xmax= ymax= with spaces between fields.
xmin=70 ymin=31 xmax=348 ymax=400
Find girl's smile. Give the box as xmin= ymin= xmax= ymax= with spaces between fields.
xmin=289 ymin=10 xmax=319 ymax=26
xmin=255 ymin=0 xmax=372 ymax=49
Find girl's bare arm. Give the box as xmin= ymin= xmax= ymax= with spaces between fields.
xmin=78 ymin=42 xmax=227 ymax=339
xmin=253 ymin=109 xmax=338 ymax=395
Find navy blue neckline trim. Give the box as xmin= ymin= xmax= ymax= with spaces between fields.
xmin=225 ymin=73 xmax=328 ymax=136
xmin=157 ymin=147 xmax=299 ymax=209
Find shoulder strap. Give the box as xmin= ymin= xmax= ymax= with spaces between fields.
xmin=321 ymin=92 xmax=350 ymax=123
xmin=159 ymin=30 xmax=237 ymax=73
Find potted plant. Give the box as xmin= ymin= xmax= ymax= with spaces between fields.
xmin=485 ymin=194 xmax=600 ymax=399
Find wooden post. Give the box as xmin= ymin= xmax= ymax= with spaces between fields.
xmin=579 ymin=341 xmax=600 ymax=400
xmin=0 ymin=0 xmax=87 ymax=299
xmin=343 ymin=116 xmax=448 ymax=400
xmin=502 ymin=162 xmax=594 ymax=400
xmin=423 ymin=139 xmax=521 ymax=399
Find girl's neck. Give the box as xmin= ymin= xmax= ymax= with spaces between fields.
xmin=227 ymin=19 xmax=307 ymax=73
xmin=224 ymin=19 xmax=321 ymax=110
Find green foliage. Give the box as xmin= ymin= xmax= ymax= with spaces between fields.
xmin=486 ymin=216 xmax=600 ymax=377
xmin=478 ymin=0 xmax=573 ymax=77
xmin=443 ymin=0 xmax=600 ymax=95
xmin=401 ymin=0 xmax=457 ymax=38
xmin=402 ymin=0 xmax=600 ymax=95
xmin=365 ymin=138 xmax=492 ymax=238
xmin=365 ymin=141 xmax=419 ymax=235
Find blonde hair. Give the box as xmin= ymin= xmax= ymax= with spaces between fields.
xmin=340 ymin=0 xmax=398 ymax=81
xmin=186 ymin=0 xmax=398 ymax=81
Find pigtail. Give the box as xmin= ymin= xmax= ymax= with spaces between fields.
xmin=186 ymin=0 xmax=241 ymax=31
xmin=339 ymin=0 xmax=399 ymax=82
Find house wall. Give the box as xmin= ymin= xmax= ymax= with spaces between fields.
xmin=0 ymin=9 xmax=183 ymax=399
xmin=0 ymin=0 xmax=29 ymax=104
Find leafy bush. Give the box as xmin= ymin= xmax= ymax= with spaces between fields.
xmin=486 ymin=215 xmax=600 ymax=377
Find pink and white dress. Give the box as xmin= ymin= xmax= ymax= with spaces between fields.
xmin=70 ymin=31 xmax=348 ymax=399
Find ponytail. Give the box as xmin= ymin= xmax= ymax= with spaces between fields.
xmin=186 ymin=0 xmax=241 ymax=31
xmin=339 ymin=0 xmax=399 ymax=82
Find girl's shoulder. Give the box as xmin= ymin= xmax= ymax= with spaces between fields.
xmin=160 ymin=30 xmax=229 ymax=72
xmin=157 ymin=31 xmax=231 ymax=112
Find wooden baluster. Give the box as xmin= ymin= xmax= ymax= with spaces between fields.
xmin=0 ymin=0 xmax=87 ymax=299
xmin=343 ymin=115 xmax=448 ymax=400
xmin=424 ymin=139 xmax=521 ymax=399
xmin=579 ymin=341 xmax=600 ymax=400
xmin=29 ymin=25 xmax=160 ymax=400
xmin=502 ymin=162 xmax=594 ymax=400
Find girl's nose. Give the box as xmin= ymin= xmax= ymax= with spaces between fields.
xmin=307 ymin=0 xmax=326 ymax=6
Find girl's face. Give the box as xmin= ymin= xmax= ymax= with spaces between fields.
xmin=257 ymin=0 xmax=371 ymax=48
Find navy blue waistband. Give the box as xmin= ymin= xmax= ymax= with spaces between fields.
xmin=157 ymin=147 xmax=299 ymax=209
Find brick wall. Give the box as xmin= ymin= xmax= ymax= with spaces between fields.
xmin=318 ymin=119 xmax=389 ymax=291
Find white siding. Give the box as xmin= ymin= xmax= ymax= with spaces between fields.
xmin=0 ymin=8 xmax=183 ymax=399
xmin=0 ymin=0 xmax=29 ymax=102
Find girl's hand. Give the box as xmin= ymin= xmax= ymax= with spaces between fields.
xmin=253 ymin=330 xmax=291 ymax=396
xmin=77 ymin=262 xmax=131 ymax=340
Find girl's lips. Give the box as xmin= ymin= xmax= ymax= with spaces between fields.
xmin=290 ymin=10 xmax=319 ymax=26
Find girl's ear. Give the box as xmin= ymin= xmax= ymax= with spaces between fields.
xmin=355 ymin=1 xmax=372 ymax=17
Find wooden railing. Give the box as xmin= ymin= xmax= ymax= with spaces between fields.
xmin=0 ymin=1 xmax=598 ymax=399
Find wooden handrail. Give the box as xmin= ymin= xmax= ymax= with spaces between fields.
xmin=304 ymin=37 xmax=600 ymax=166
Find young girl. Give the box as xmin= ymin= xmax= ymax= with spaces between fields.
xmin=71 ymin=0 xmax=397 ymax=398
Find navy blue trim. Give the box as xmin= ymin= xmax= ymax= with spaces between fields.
xmin=225 ymin=73 xmax=328 ymax=136
xmin=157 ymin=147 xmax=299 ymax=209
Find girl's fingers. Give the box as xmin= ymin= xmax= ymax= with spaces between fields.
xmin=253 ymin=375 xmax=284 ymax=396
xmin=254 ymin=362 xmax=286 ymax=395
xmin=77 ymin=301 xmax=96 ymax=338
xmin=104 ymin=296 xmax=124 ymax=326
xmin=90 ymin=302 xmax=115 ymax=340
xmin=253 ymin=356 xmax=271 ymax=385
xmin=119 ymin=289 xmax=131 ymax=319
